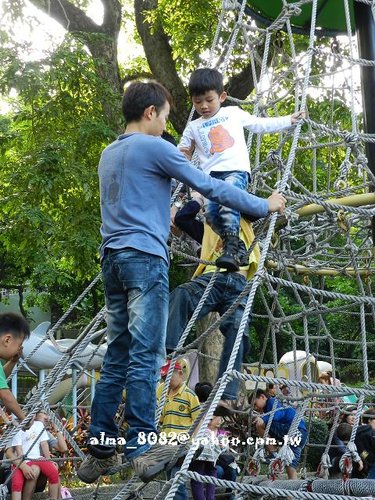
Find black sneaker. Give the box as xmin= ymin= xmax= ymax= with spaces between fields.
xmin=131 ymin=444 xmax=187 ymax=483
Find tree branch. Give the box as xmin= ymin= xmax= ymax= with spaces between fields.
xmin=226 ymin=45 xmax=274 ymax=101
xmin=28 ymin=0 xmax=100 ymax=33
xmin=102 ymin=0 xmax=122 ymax=37
xmin=226 ymin=63 xmax=256 ymax=100
xmin=134 ymin=0 xmax=189 ymax=133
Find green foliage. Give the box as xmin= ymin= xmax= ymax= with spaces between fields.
xmin=0 ymin=36 xmax=118 ymax=316
xmin=304 ymin=418 xmax=329 ymax=469
xmin=0 ymin=1 xmax=372 ymax=363
xmin=169 ymin=257 xmax=192 ymax=291
xmin=149 ymin=0 xmax=220 ymax=71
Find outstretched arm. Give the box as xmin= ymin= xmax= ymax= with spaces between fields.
xmin=159 ymin=141 xmax=287 ymax=219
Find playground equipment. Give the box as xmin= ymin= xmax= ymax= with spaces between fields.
xmin=162 ymin=1 xmax=375 ymax=498
xmin=13 ymin=322 xmax=105 ymax=427
xmin=1 ymin=2 xmax=375 ymax=499
xmin=22 ymin=321 xmax=107 ymax=369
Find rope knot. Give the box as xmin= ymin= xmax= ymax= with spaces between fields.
xmin=267 ymin=150 xmax=283 ymax=168
xmin=286 ymin=4 xmax=302 ymax=16
xmin=344 ymin=132 xmax=360 ymax=147
xmin=269 ymin=457 xmax=283 ymax=480
xmin=320 ymin=452 xmax=332 ymax=470
xmin=223 ymin=0 xmax=240 ymax=11
xmin=354 ymin=152 xmax=368 ymax=168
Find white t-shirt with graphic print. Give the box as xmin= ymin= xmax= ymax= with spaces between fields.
xmin=179 ymin=106 xmax=291 ymax=174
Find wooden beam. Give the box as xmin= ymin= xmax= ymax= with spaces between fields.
xmin=266 ymin=260 xmax=374 ymax=277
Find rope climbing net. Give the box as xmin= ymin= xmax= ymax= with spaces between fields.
xmin=164 ymin=0 xmax=375 ymax=498
xmin=1 ymin=1 xmax=375 ymax=499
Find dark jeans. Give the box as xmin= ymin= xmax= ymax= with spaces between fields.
xmin=167 ymin=465 xmax=188 ymax=500
xmin=205 ymin=170 xmax=249 ymax=237
xmin=166 ymin=272 xmax=249 ymax=400
xmin=190 ymin=461 xmax=217 ymax=500
xmin=89 ymin=248 xmax=169 ymax=459
xmin=216 ymin=463 xmax=237 ymax=500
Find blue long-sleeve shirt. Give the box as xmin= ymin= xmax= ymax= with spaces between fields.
xmin=98 ymin=133 xmax=269 ymax=261
xmin=262 ymin=397 xmax=307 ymax=433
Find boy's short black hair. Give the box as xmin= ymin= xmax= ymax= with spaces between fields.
xmin=195 ymin=382 xmax=213 ymax=403
xmin=336 ymin=422 xmax=352 ymax=442
xmin=0 ymin=312 xmax=30 ymax=340
xmin=255 ymin=388 xmax=267 ymax=399
xmin=188 ymin=68 xmax=224 ymax=97
xmin=248 ymin=388 xmax=267 ymax=405
xmin=122 ymin=80 xmax=173 ymax=123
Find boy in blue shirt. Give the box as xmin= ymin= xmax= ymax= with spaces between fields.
xmin=252 ymin=388 xmax=307 ymax=479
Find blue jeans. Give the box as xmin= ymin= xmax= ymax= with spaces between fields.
xmin=269 ymin=422 xmax=308 ymax=469
xmin=89 ymin=248 xmax=169 ymax=459
xmin=166 ymin=272 xmax=250 ymax=400
xmin=205 ymin=170 xmax=249 ymax=237
xmin=216 ymin=463 xmax=237 ymax=500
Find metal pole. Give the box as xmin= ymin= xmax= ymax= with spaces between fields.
xmin=90 ymin=368 xmax=96 ymax=403
xmin=72 ymin=366 xmax=78 ymax=429
xmin=354 ymin=1 xmax=375 ymax=243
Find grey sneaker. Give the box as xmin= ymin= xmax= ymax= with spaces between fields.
xmin=131 ymin=444 xmax=186 ymax=482
xmin=77 ymin=453 xmax=118 ymax=483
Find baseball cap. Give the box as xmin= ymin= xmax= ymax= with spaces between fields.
xmin=160 ymin=360 xmax=182 ymax=377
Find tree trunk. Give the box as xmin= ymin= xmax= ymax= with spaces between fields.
xmin=134 ymin=0 xmax=189 ymax=133
xmin=196 ymin=312 xmax=224 ymax=386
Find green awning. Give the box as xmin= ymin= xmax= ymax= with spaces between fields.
xmin=246 ymin=0 xmax=355 ymax=36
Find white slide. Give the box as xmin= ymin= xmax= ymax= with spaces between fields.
xmin=22 ymin=322 xmax=107 ymax=369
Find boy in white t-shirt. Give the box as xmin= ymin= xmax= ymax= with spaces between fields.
xmin=179 ymin=68 xmax=304 ymax=271
xmin=7 ymin=417 xmax=60 ymax=500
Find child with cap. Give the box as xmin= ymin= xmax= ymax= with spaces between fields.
xmin=157 ymin=360 xmax=201 ymax=438
xmin=157 ymin=360 xmax=201 ymax=500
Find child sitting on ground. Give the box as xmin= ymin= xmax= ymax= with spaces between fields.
xmin=7 ymin=413 xmax=60 ymax=500
xmin=179 ymin=67 xmax=304 ymax=271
